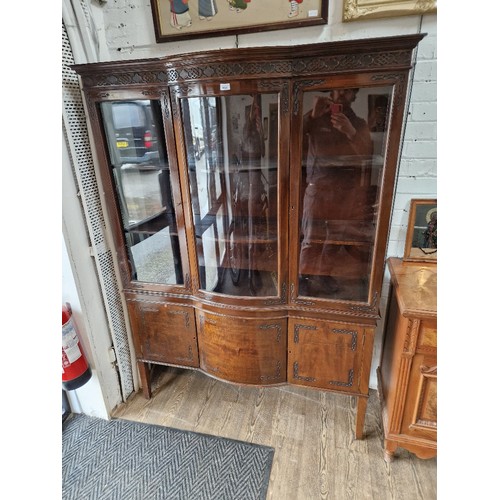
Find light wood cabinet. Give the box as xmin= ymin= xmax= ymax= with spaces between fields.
xmin=378 ymin=257 xmax=437 ymax=460
xmin=73 ymin=35 xmax=424 ymax=439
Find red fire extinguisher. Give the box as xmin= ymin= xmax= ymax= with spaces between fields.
xmin=62 ymin=303 xmax=92 ymax=391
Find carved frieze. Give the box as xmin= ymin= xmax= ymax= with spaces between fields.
xmin=77 ymin=49 xmax=413 ymax=89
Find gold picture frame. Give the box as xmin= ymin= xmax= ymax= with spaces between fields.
xmin=151 ymin=0 xmax=329 ymax=43
xmin=403 ymin=199 xmax=437 ymax=263
xmin=343 ymin=0 xmax=436 ymax=22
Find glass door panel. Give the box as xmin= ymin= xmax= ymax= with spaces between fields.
xmin=100 ymin=99 xmax=183 ymax=285
xmin=298 ymin=86 xmax=393 ymax=302
xmin=180 ymin=93 xmax=279 ymax=297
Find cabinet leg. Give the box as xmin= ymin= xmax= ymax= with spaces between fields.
xmin=355 ymin=396 xmax=368 ymax=439
xmin=384 ymin=440 xmax=397 ymax=462
xmin=137 ymin=361 xmax=152 ymax=399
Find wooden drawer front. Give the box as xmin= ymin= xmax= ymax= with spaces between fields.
xmin=402 ymin=353 xmax=437 ymax=441
xmin=197 ymin=312 xmax=287 ymax=385
xmin=128 ymin=301 xmax=199 ymax=368
xmin=287 ymin=319 xmax=372 ymax=395
xmin=416 ymin=319 xmax=437 ymax=354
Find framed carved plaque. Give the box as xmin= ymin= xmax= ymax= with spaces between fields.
xmin=403 ymin=199 xmax=437 ymax=263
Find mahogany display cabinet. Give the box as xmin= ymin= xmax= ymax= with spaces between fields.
xmin=73 ymin=34 xmax=425 ymax=439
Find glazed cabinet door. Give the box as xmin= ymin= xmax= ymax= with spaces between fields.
xmin=127 ymin=300 xmax=199 ymax=368
xmin=170 ymin=80 xmax=290 ymax=305
xmin=289 ymin=74 xmax=407 ymax=312
xmin=196 ymin=311 xmax=287 ymax=385
xmin=288 ymin=318 xmax=374 ymax=395
xmin=93 ymin=92 xmax=189 ymax=294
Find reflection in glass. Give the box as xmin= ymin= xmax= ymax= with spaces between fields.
xmin=182 ymin=93 xmax=279 ymax=297
xmin=298 ymin=86 xmax=392 ymax=302
xmin=100 ymin=100 xmax=183 ymax=285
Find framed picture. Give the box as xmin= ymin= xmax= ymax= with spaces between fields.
xmin=151 ymin=0 xmax=329 ymax=43
xmin=403 ymin=199 xmax=437 ymax=263
xmin=342 ymin=0 xmax=436 ymax=23
xmin=367 ymin=94 xmax=390 ymax=133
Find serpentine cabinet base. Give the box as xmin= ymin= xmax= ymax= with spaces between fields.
xmin=126 ymin=293 xmax=377 ymax=439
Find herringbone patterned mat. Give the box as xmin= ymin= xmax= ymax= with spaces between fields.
xmin=62 ymin=413 xmax=274 ymax=500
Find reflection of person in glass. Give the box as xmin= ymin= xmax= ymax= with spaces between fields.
xmin=299 ymin=88 xmax=374 ymax=297
xmin=239 ymin=95 xmax=266 ymax=294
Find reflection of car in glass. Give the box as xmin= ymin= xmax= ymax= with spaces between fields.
xmin=111 ymin=101 xmax=160 ymax=165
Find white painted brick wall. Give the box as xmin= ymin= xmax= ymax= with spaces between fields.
xmin=390 ymin=27 xmax=437 ymax=266
xmin=373 ymin=23 xmax=437 ymax=389
xmin=69 ymin=0 xmax=437 ymax=391
xmin=404 ymin=121 xmax=437 ymax=140
xmin=410 ymin=82 xmax=437 ymax=102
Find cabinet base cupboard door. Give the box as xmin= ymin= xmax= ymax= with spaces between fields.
xmin=197 ymin=312 xmax=287 ymax=385
xmin=72 ymin=34 xmax=425 ymax=439
xmin=288 ymin=319 xmax=374 ymax=439
xmin=127 ymin=300 xmax=199 ymax=368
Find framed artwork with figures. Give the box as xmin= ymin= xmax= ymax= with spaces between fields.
xmin=151 ymin=0 xmax=329 ymax=43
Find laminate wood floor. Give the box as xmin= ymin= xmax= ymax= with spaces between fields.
xmin=113 ymin=366 xmax=437 ymax=500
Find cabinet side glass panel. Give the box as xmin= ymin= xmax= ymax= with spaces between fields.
xmin=100 ymin=100 xmax=183 ymax=285
xmin=181 ymin=94 xmax=279 ymax=297
xmin=298 ymin=86 xmax=392 ymax=302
